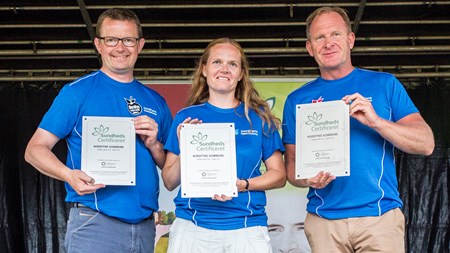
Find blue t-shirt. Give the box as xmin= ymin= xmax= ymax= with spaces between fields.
xmin=164 ymin=102 xmax=285 ymax=230
xmin=39 ymin=70 xmax=172 ymax=223
xmin=282 ymin=68 xmax=418 ymax=219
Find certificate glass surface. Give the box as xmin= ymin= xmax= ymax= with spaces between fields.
xmin=180 ymin=123 xmax=238 ymax=198
xmin=295 ymin=100 xmax=350 ymax=179
xmin=81 ymin=116 xmax=136 ymax=185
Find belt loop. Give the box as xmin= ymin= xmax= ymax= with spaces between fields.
xmin=71 ymin=202 xmax=85 ymax=208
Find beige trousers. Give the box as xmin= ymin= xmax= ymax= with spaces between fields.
xmin=304 ymin=208 xmax=405 ymax=253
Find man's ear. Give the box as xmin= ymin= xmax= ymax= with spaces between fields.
xmin=348 ymin=32 xmax=356 ymax=49
xmin=137 ymin=38 xmax=145 ymax=53
xmin=306 ymin=40 xmax=314 ymax=57
xmin=94 ymin=37 xmax=101 ymax=52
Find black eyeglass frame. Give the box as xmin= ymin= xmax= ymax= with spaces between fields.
xmin=97 ymin=36 xmax=141 ymax=47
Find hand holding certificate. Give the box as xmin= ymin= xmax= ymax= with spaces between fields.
xmin=295 ymin=100 xmax=350 ymax=179
xmin=180 ymin=123 xmax=238 ymax=198
xmin=81 ymin=116 xmax=136 ymax=185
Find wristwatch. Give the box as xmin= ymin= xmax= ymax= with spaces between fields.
xmin=243 ymin=179 xmax=249 ymax=192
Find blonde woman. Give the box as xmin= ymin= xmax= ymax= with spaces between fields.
xmin=162 ymin=38 xmax=286 ymax=253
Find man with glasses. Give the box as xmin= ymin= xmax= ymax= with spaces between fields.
xmin=25 ymin=8 xmax=172 ymax=252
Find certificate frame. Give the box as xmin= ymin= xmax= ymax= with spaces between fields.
xmin=180 ymin=123 xmax=238 ymax=198
xmin=81 ymin=116 xmax=136 ymax=185
xmin=295 ymin=100 xmax=350 ymax=179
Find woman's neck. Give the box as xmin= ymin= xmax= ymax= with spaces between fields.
xmin=208 ymin=95 xmax=240 ymax=109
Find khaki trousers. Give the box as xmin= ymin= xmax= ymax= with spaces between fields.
xmin=304 ymin=208 xmax=405 ymax=253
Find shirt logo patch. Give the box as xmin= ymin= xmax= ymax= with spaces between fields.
xmin=241 ymin=130 xmax=258 ymax=136
xmin=124 ymin=96 xmax=142 ymax=115
xmin=312 ymin=96 xmax=324 ymax=103
xmin=144 ymin=107 xmax=157 ymax=116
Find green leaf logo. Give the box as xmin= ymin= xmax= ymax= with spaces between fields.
xmin=190 ymin=132 xmax=208 ymax=144
xmin=92 ymin=125 xmax=109 ymax=136
xmin=265 ymin=97 xmax=276 ymax=110
xmin=305 ymin=112 xmax=322 ymax=125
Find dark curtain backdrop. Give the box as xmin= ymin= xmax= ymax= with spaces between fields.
xmin=0 ymin=79 xmax=449 ymax=253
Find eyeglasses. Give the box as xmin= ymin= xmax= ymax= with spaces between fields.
xmin=97 ymin=36 xmax=140 ymax=47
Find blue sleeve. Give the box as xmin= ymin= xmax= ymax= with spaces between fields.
xmin=282 ymin=94 xmax=296 ymax=144
xmin=389 ymin=76 xmax=419 ymax=121
xmin=262 ymin=127 xmax=285 ymax=161
xmin=39 ymin=84 xmax=83 ymax=138
xmin=164 ymin=112 xmax=185 ymax=155
xmin=157 ymin=99 xmax=173 ymax=145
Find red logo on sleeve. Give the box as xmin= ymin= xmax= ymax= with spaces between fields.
xmin=312 ymin=96 xmax=324 ymax=103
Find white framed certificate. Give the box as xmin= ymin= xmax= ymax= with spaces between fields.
xmin=180 ymin=123 xmax=238 ymax=198
xmin=81 ymin=116 xmax=136 ymax=185
xmin=295 ymin=100 xmax=350 ymax=179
